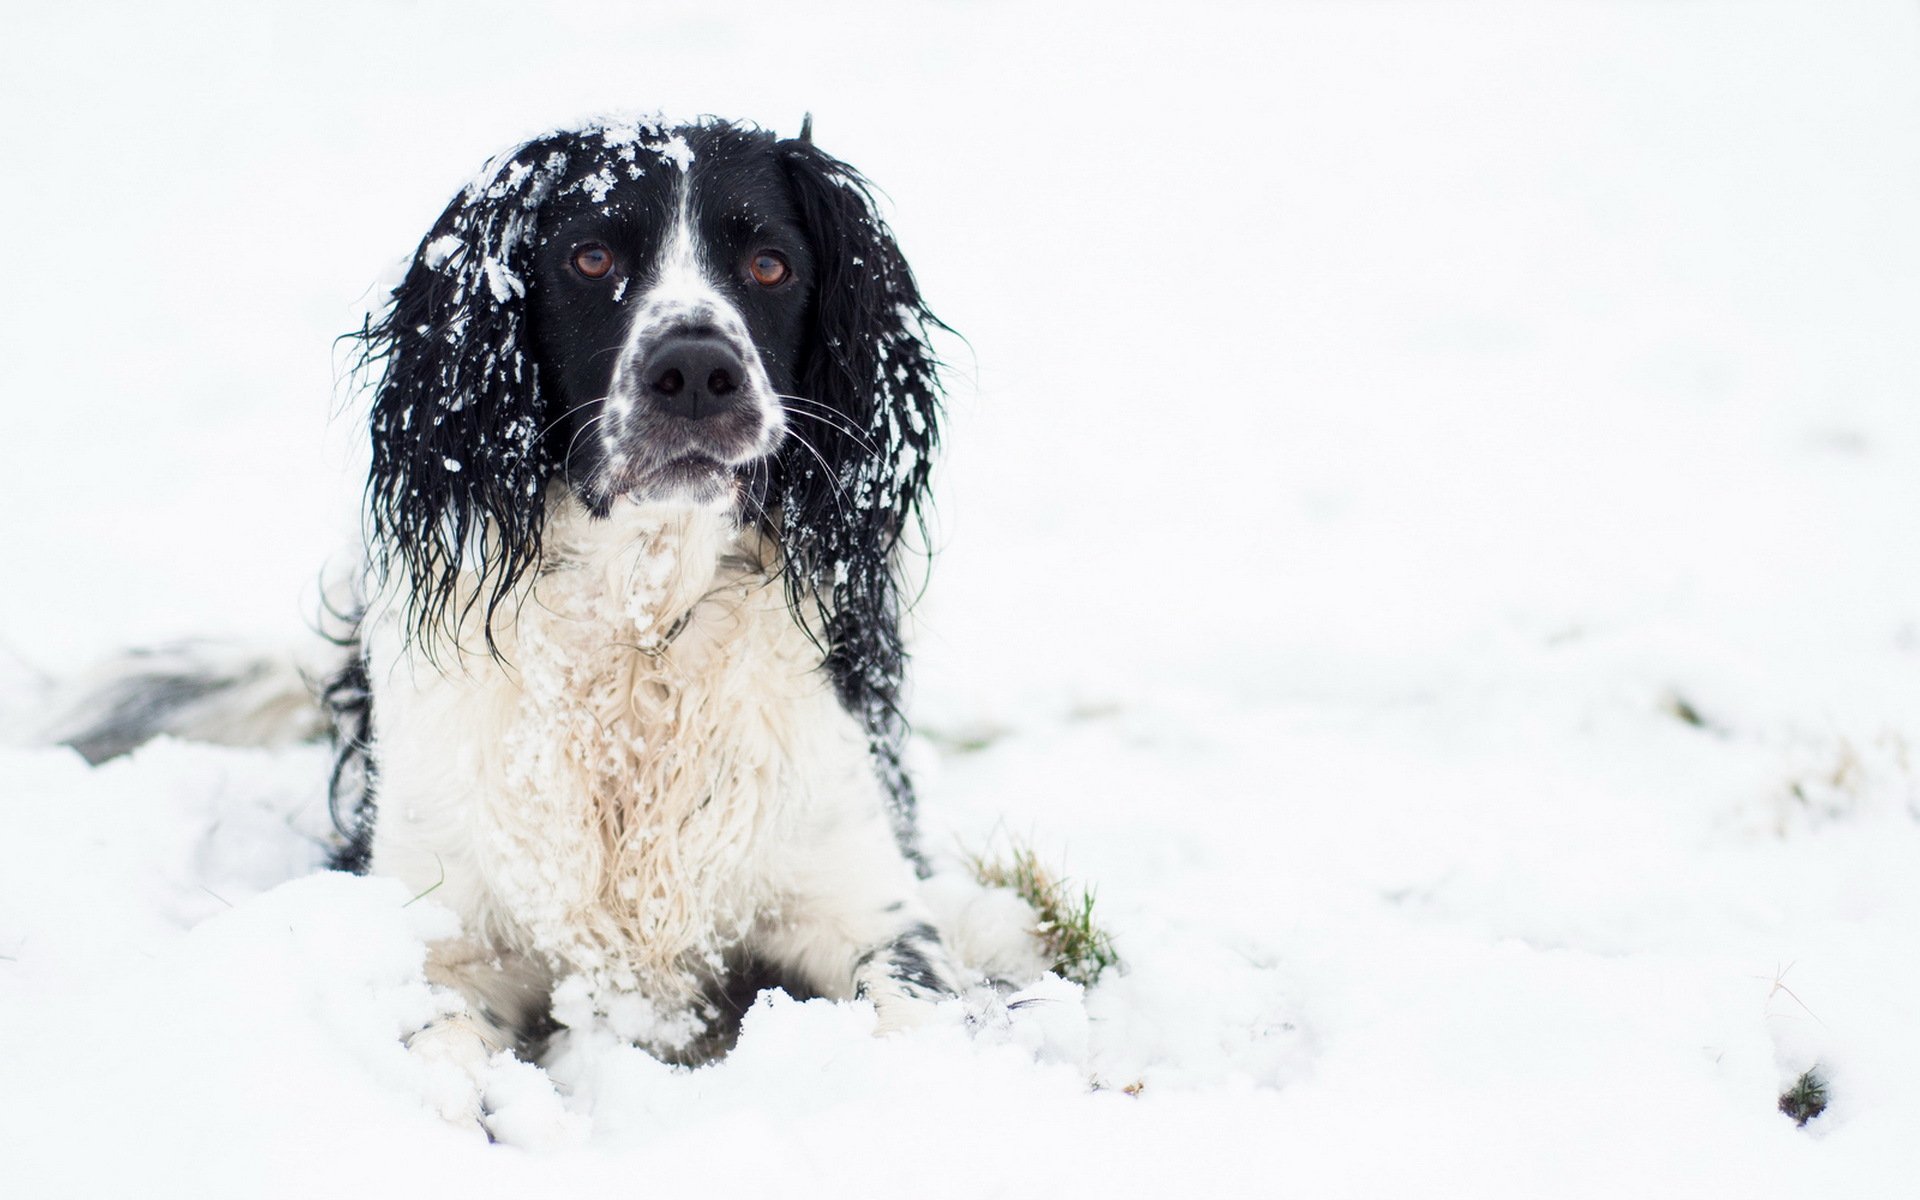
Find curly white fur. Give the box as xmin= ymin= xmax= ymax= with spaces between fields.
xmin=365 ymin=490 xmax=959 ymax=1060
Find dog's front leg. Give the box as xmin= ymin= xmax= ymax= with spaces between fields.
xmin=408 ymin=937 xmax=552 ymax=1127
xmin=755 ymin=802 xmax=967 ymax=1032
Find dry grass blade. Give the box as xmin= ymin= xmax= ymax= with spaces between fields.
xmin=969 ymin=841 xmax=1120 ymax=987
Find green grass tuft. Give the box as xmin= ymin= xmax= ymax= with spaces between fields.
xmin=1778 ymin=1067 xmax=1828 ymax=1126
xmin=969 ymin=841 xmax=1120 ymax=987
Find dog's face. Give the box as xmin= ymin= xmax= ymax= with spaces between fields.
xmin=526 ymin=131 xmax=808 ymax=513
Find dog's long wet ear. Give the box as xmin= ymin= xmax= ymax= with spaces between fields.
xmin=352 ymin=139 xmax=570 ymax=657
xmin=775 ymin=134 xmax=945 ymax=855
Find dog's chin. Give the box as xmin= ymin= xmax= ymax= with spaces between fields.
xmin=583 ymin=454 xmax=746 ymax=516
xmin=636 ymin=454 xmax=736 ymax=509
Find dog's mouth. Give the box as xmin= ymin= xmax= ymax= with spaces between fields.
xmin=585 ymin=447 xmax=764 ymax=515
xmin=658 ymin=453 xmax=725 ymax=480
xmin=642 ymin=453 xmax=733 ymax=501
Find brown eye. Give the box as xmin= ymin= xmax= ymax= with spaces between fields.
xmin=749 ymin=251 xmax=789 ymax=287
xmin=572 ymin=244 xmax=614 ymax=279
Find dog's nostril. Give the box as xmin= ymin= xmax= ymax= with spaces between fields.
xmin=707 ymin=368 xmax=736 ymax=396
xmin=653 ymin=367 xmax=684 ymax=396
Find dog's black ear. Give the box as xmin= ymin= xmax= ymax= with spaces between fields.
xmin=353 ymin=138 xmax=571 ymax=656
xmin=775 ymin=135 xmax=946 ymax=855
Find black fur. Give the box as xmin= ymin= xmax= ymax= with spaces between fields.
xmin=853 ymin=922 xmax=951 ymax=998
xmin=343 ymin=117 xmax=945 ymax=863
xmin=773 ymin=138 xmax=946 ymax=861
xmin=320 ymin=650 xmax=376 ymax=872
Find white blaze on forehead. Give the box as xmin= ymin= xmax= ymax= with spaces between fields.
xmin=647 ymin=181 xmax=719 ymax=323
xmin=620 ymin=175 xmax=759 ymax=361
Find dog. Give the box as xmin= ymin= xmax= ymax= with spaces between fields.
xmin=48 ymin=115 xmax=983 ymax=1081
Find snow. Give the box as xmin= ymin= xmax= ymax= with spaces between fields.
xmin=482 ymin=257 xmax=523 ymax=303
xmin=5 ymin=0 xmax=1920 ymax=1196
xmin=422 ymin=234 xmax=465 ymax=270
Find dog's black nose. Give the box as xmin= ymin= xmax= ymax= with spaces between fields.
xmin=644 ymin=336 xmax=744 ymax=420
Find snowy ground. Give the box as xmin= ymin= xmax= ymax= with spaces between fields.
xmin=5 ymin=1 xmax=1920 ymax=1195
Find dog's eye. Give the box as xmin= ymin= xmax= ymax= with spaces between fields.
xmin=748 ymin=251 xmax=789 ymax=287
xmin=572 ymin=244 xmax=615 ymax=280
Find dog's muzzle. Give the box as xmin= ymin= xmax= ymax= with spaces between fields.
xmin=597 ymin=320 xmax=784 ymax=508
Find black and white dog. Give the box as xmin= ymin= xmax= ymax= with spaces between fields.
xmin=53 ymin=116 xmax=987 ymax=1079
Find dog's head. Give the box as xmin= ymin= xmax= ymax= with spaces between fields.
xmin=525 ymin=121 xmax=802 ymax=514
xmin=356 ymin=116 xmax=944 ymax=666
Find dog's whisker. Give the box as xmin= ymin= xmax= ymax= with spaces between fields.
xmin=775 ymin=395 xmax=883 ymax=455
xmin=778 ymin=425 xmax=858 ymax=525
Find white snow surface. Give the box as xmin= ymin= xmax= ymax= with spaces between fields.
xmin=5 ymin=1 xmax=1920 ymax=1196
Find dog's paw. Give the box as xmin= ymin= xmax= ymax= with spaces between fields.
xmin=405 ymin=1016 xmax=589 ymax=1148
xmin=866 ymin=982 xmax=959 ymax=1036
xmin=478 ymin=1054 xmax=590 ymax=1151
xmin=969 ymin=973 xmax=1090 ymax=1066
xmin=405 ymin=1015 xmax=495 ymax=1137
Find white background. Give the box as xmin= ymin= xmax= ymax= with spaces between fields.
xmin=4 ymin=2 xmax=1920 ymax=1196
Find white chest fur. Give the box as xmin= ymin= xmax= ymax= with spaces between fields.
xmin=365 ymin=497 xmax=880 ymax=1010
